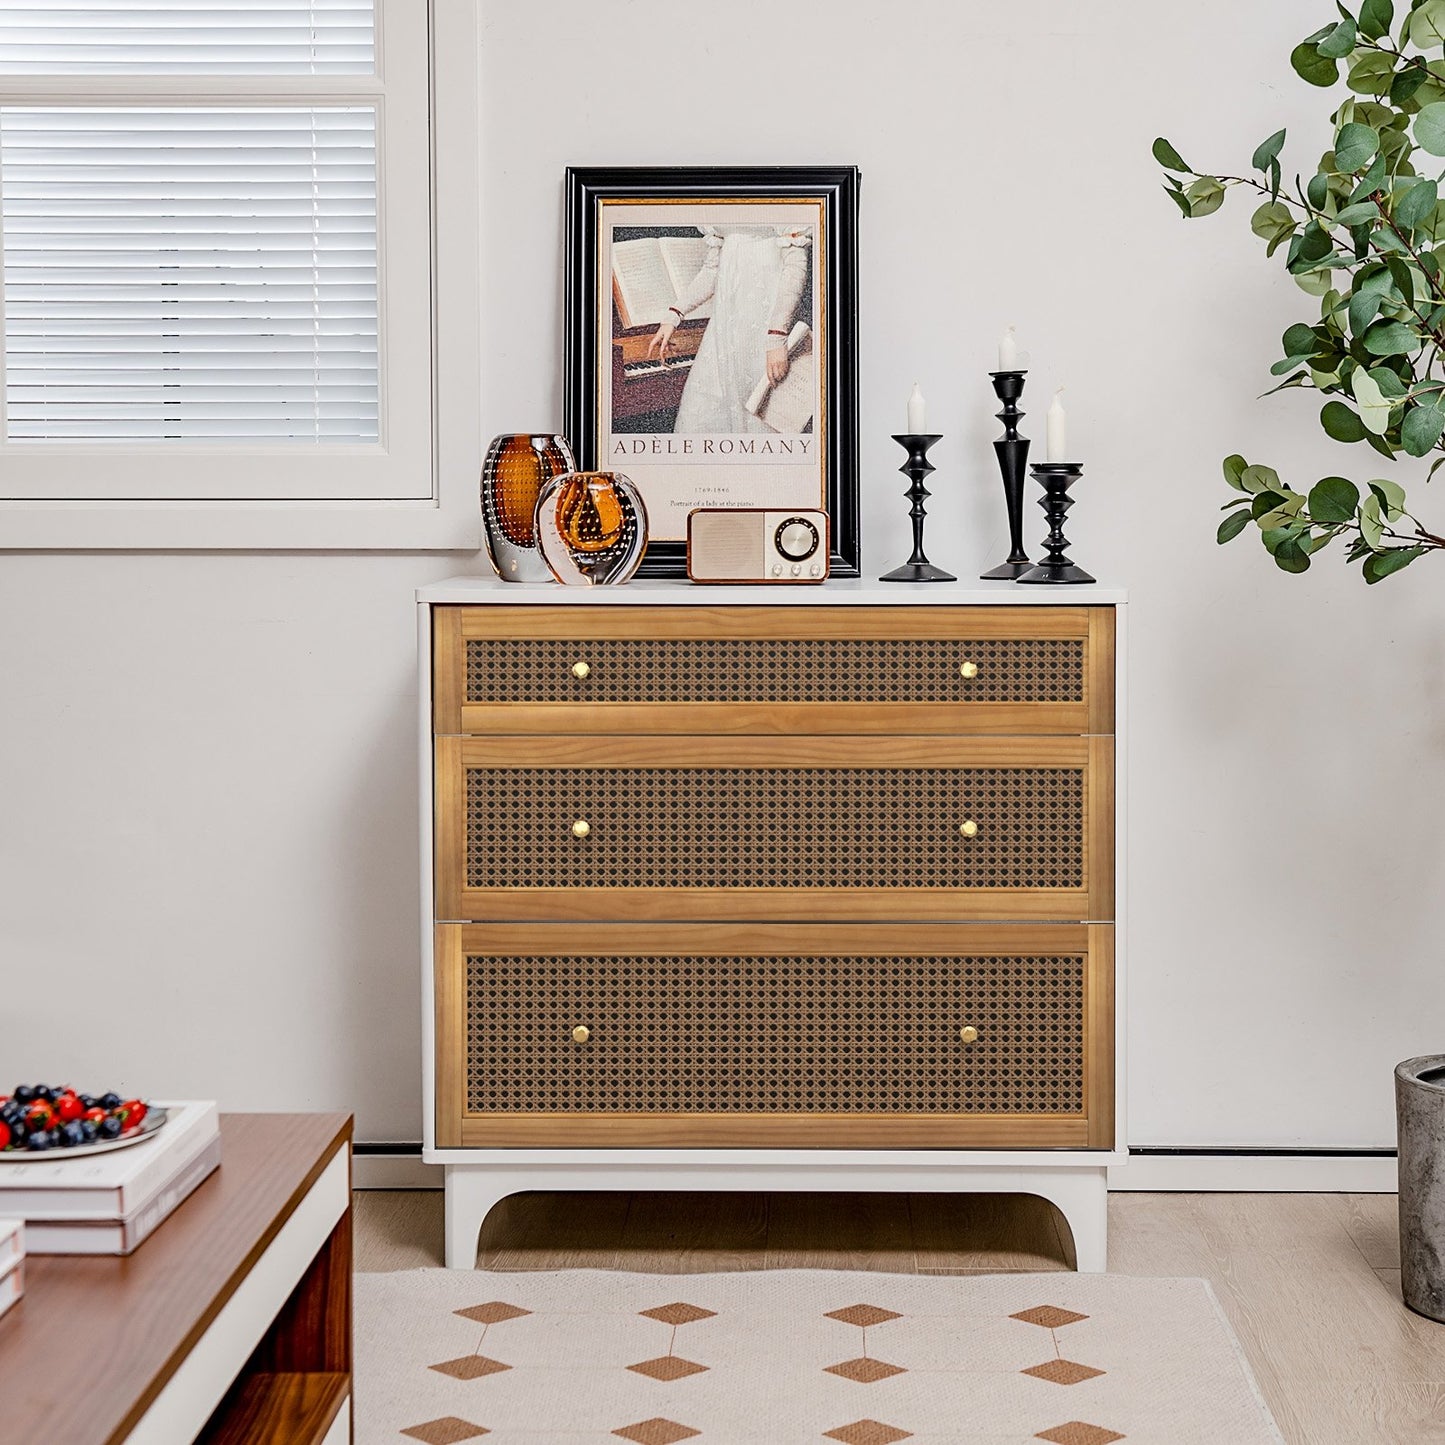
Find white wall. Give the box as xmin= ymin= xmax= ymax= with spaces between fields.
xmin=2 ymin=0 xmax=1442 ymax=1148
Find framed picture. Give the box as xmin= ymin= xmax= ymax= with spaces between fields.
xmin=564 ymin=165 xmax=860 ymax=578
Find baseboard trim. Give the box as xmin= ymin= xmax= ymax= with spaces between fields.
xmin=352 ymin=1147 xmax=441 ymax=1190
xmin=1109 ymin=1150 xmax=1398 ymax=1193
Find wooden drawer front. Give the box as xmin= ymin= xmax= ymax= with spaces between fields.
xmin=436 ymin=735 xmax=1112 ymax=922
xmin=435 ymin=923 xmax=1114 ymax=1148
xmin=434 ymin=605 xmax=1115 ymax=735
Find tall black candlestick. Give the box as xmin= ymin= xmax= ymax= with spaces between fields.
xmin=981 ymin=370 xmax=1033 ymax=579
xmin=1015 ymin=462 xmax=1095 ymax=584
xmin=880 ymin=433 xmax=955 ymax=583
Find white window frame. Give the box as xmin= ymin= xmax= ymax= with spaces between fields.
xmin=0 ymin=0 xmax=480 ymax=550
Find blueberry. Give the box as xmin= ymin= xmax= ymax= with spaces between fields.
xmin=99 ymin=1116 xmax=122 ymax=1139
xmin=26 ymin=1129 xmax=52 ymax=1150
xmin=12 ymin=1085 xmax=35 ymax=1104
xmin=6 ymin=1120 xmax=27 ymax=1148
xmin=77 ymin=1094 xmax=96 ymax=1110
xmin=80 ymin=1120 xmax=98 ymax=1143
xmin=59 ymin=1121 xmax=85 ymax=1147
xmin=98 ymin=1092 xmax=121 ymax=1111
xmin=34 ymin=1085 xmax=54 ymax=1103
xmin=0 ymin=1101 xmax=21 ymax=1125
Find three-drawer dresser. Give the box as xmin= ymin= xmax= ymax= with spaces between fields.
xmin=420 ymin=579 xmax=1125 ymax=1269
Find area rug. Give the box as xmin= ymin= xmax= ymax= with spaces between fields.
xmin=354 ymin=1269 xmax=1282 ymax=1444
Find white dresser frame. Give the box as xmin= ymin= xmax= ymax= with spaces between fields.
xmin=418 ymin=578 xmax=1128 ymax=1271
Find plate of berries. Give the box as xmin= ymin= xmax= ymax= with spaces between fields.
xmin=0 ymin=1085 xmax=166 ymax=1158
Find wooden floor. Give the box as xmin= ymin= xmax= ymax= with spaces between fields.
xmin=354 ymin=1189 xmax=1445 ymax=1444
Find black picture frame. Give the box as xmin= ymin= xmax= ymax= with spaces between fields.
xmin=564 ymin=165 xmax=860 ymax=578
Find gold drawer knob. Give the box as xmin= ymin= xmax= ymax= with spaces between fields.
xmin=571 ymin=819 xmax=591 ymax=838
xmin=571 ymin=661 xmax=591 ymax=679
xmin=959 ymin=1026 xmax=979 ymax=1044
xmin=959 ymin=660 xmax=979 ymax=679
xmin=572 ymin=1025 xmax=591 ymax=1044
xmin=958 ymin=819 xmax=979 ymax=838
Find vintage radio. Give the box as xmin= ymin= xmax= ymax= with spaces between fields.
xmin=686 ymin=508 xmax=831 ymax=584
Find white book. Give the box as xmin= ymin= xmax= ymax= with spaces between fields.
xmin=611 ymin=235 xmax=714 ymax=329
xmin=25 ymin=1135 xmax=221 ymax=1256
xmin=0 ymin=1100 xmax=218 ymax=1219
xmin=745 ymin=322 xmax=815 ymax=434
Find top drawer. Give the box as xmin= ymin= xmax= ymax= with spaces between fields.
xmin=434 ymin=605 xmax=1115 ymax=735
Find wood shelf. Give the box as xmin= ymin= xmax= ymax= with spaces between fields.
xmin=199 ymin=1371 xmax=348 ymax=1445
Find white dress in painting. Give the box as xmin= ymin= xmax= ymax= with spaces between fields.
xmin=664 ymin=223 xmax=810 ymax=434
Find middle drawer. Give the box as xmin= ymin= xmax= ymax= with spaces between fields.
xmin=436 ymin=734 xmax=1112 ymax=923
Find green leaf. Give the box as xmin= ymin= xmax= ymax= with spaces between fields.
xmin=1217 ymin=509 xmax=1253 ymax=544
xmin=1185 ymin=177 xmax=1225 ymax=217
xmin=1362 ymin=0 xmax=1396 ymax=40
xmin=1295 ymin=41 xmax=1341 ymax=87
xmin=1368 ymin=365 xmax=1408 ymax=398
xmin=1387 ymin=254 xmax=1416 ymax=305
xmin=1364 ymin=545 xmax=1426 ymax=581
xmin=1252 ymin=128 xmax=1288 ymax=170
xmin=1363 ymin=318 xmax=1418 ymax=354
xmin=1395 ymin=176 xmax=1440 ymax=228
xmin=1152 ymin=137 xmax=1190 ymax=172
xmin=1251 ymin=488 xmax=1288 ymax=519
xmin=1281 ymin=322 xmax=1318 ymax=357
xmin=1334 ymin=200 xmax=1381 ymax=224
xmin=1321 ymin=399 xmax=1369 ymax=440
xmin=1402 ymin=399 xmax=1445 ymax=453
xmin=1369 ymin=476 xmax=1409 ymax=518
xmin=1320 ymin=17 xmax=1359 ymax=55
xmin=1412 ymin=0 xmax=1445 ymax=47
xmin=1241 ymin=463 xmax=1282 ymax=494
xmin=1308 ymin=475 xmax=1362 ymax=521
xmin=1393 ymin=59 xmax=1430 ymax=104
xmin=1349 ymin=287 xmax=1385 ymax=333
xmin=1163 ymin=184 xmax=1192 ymax=218
xmin=1307 ymin=171 xmax=1332 ymax=209
xmin=1352 ymin=369 xmax=1393 ymax=432
xmin=1222 ymin=453 xmax=1249 ymax=490
xmin=1360 ymin=493 xmax=1385 ymax=547
xmin=1296 ymin=219 xmax=1335 ymax=265
xmin=1416 ymin=101 xmax=1445 ymax=153
xmin=1273 ymin=537 xmax=1312 ymax=572
xmin=1252 ymin=199 xmax=1295 ymax=243
xmin=1347 ymin=49 xmax=1395 ymax=92
xmin=1334 ymin=121 xmax=1380 ymax=170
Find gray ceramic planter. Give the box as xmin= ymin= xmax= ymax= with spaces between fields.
xmin=1396 ymin=1055 xmax=1445 ymax=1322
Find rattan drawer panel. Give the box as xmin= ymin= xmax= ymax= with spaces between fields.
xmin=435 ymin=734 xmax=1112 ymax=922
xmin=433 ymin=605 xmax=1115 ymax=735
xmin=434 ymin=923 xmax=1114 ymax=1148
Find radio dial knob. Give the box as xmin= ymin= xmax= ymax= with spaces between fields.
xmin=775 ymin=517 xmax=819 ymax=561
xmin=791 ymin=562 xmax=802 ymax=577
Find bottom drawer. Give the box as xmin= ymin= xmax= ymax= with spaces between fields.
xmin=435 ymin=923 xmax=1113 ymax=1149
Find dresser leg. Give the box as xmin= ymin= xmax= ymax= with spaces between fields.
xmin=444 ymin=1166 xmax=519 ymax=1270
xmin=1029 ymin=1168 xmax=1109 ymax=1272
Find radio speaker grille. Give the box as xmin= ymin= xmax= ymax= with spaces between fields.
xmin=464 ymin=637 xmax=1085 ymax=704
xmin=464 ymin=950 xmax=1086 ymax=1115
xmin=464 ymin=766 xmax=1085 ymax=890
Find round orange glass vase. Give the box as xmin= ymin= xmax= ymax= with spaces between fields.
xmin=481 ymin=433 xmax=576 ymax=582
xmin=534 ymin=470 xmax=649 ymax=586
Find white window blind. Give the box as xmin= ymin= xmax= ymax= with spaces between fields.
xmin=1 ymin=105 xmax=379 ymax=443
xmin=0 ymin=3 xmax=374 ymax=75
xmin=0 ymin=0 xmax=435 ymax=505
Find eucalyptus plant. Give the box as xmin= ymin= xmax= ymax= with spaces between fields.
xmin=1157 ymin=0 xmax=1445 ymax=580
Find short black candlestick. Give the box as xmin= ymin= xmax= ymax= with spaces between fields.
xmin=1015 ymin=463 xmax=1095 ymax=584
xmin=880 ymin=433 xmax=956 ymax=583
xmin=981 ymin=370 xmax=1033 ymax=579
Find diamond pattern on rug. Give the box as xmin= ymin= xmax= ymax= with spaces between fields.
xmin=823 ymin=1422 xmax=914 ymax=1445
xmin=454 ymin=1301 xmax=530 ymax=1325
xmin=400 ymin=1419 xmax=489 ymax=1443
xmin=1023 ymin=1359 xmax=1106 ymax=1386
xmin=639 ymin=1302 xmax=716 ymax=1326
xmin=429 ymin=1355 xmax=511 ymax=1380
xmin=825 ymin=1356 xmax=907 ymax=1384
xmin=826 ymin=1304 xmax=903 ymax=1329
xmin=1012 ymin=1305 xmax=1090 ymax=1330
xmin=1035 ymin=1424 xmax=1126 ymax=1445
xmin=612 ymin=1420 xmax=702 ymax=1444
xmin=628 ymin=1355 xmax=709 ymax=1381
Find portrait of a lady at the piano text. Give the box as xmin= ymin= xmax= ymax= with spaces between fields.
xmin=599 ymin=197 xmax=825 ymax=543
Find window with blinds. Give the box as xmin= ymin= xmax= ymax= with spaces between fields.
xmin=0 ymin=0 xmax=435 ymax=504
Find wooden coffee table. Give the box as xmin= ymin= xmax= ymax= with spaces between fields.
xmin=0 ymin=1113 xmax=352 ymax=1444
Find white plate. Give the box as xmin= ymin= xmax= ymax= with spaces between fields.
xmin=0 ymin=1104 xmax=167 ymax=1160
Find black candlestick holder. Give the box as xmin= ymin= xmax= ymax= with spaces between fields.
xmin=1015 ymin=463 xmax=1095 ymax=584
xmin=980 ymin=370 xmax=1032 ymax=579
xmin=880 ymin=433 xmax=956 ymax=582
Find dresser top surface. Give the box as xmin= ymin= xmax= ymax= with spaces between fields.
xmin=419 ymin=576 xmax=1128 ymax=606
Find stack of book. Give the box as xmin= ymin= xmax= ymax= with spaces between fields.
xmin=0 ymin=1218 xmax=22 ymax=1316
xmin=0 ymin=1101 xmax=220 ymax=1255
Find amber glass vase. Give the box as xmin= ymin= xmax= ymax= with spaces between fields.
xmin=534 ymin=470 xmax=649 ymax=586
xmin=481 ymin=433 xmax=576 ymax=582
